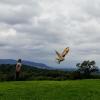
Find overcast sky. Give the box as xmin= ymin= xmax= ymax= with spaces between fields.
xmin=0 ymin=0 xmax=100 ymax=68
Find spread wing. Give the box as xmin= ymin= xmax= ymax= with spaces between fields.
xmin=61 ymin=47 xmax=69 ymax=57
xmin=55 ymin=50 xmax=61 ymax=58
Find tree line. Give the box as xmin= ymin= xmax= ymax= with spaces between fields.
xmin=0 ymin=60 xmax=99 ymax=81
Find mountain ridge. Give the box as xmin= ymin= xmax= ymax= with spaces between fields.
xmin=0 ymin=59 xmax=51 ymax=69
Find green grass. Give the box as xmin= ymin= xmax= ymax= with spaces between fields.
xmin=0 ymin=80 xmax=100 ymax=100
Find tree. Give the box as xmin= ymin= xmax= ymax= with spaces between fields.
xmin=76 ymin=60 xmax=98 ymax=77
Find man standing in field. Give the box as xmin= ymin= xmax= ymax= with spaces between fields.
xmin=16 ymin=59 xmax=22 ymax=81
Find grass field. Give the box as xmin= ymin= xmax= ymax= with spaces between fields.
xmin=0 ymin=80 xmax=100 ymax=100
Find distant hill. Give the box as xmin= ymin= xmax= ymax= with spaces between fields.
xmin=56 ymin=68 xmax=77 ymax=72
xmin=0 ymin=64 xmax=69 ymax=81
xmin=0 ymin=59 xmax=51 ymax=69
xmin=0 ymin=59 xmax=77 ymax=71
xmin=0 ymin=63 xmax=99 ymax=81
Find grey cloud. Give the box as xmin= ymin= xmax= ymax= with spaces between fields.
xmin=0 ymin=0 xmax=35 ymax=5
xmin=0 ymin=2 xmax=41 ymax=25
xmin=0 ymin=0 xmax=100 ymax=68
xmin=0 ymin=43 xmax=8 ymax=47
xmin=83 ymin=0 xmax=100 ymax=18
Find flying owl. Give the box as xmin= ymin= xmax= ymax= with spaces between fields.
xmin=55 ymin=47 xmax=69 ymax=64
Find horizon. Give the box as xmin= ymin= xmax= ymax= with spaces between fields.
xmin=0 ymin=58 xmax=98 ymax=69
xmin=0 ymin=0 xmax=100 ymax=68
xmin=0 ymin=58 xmax=74 ymax=68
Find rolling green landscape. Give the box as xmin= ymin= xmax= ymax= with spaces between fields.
xmin=0 ymin=80 xmax=100 ymax=100
xmin=0 ymin=61 xmax=99 ymax=100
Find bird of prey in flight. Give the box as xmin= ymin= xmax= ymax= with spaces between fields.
xmin=55 ymin=47 xmax=69 ymax=64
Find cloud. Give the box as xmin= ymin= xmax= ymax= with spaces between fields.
xmin=0 ymin=0 xmax=100 ymax=68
